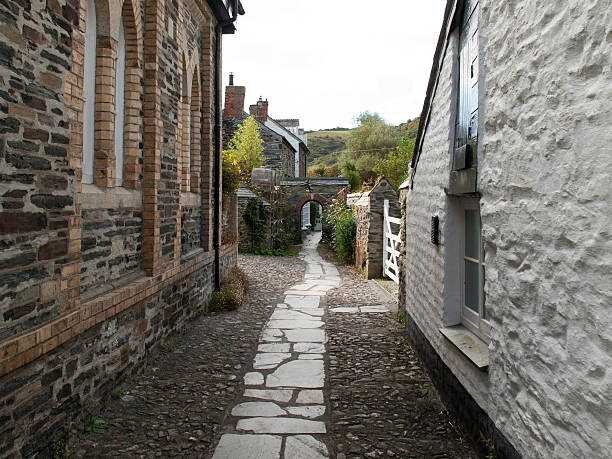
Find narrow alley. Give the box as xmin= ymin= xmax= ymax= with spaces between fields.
xmin=70 ymin=233 xmax=476 ymax=458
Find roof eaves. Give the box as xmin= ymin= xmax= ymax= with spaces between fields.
xmin=267 ymin=116 xmax=305 ymax=145
xmin=411 ymin=0 xmax=459 ymax=185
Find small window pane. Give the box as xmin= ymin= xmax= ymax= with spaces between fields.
xmin=465 ymin=209 xmax=479 ymax=258
xmin=465 ymin=259 xmax=479 ymax=312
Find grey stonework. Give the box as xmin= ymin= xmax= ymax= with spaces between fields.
xmin=80 ymin=208 xmax=142 ymax=295
xmin=353 ymin=178 xmax=400 ymax=279
xmin=0 ymin=252 xmax=239 ymax=457
xmin=181 ymin=205 xmax=202 ymax=257
xmin=0 ymin=0 xmax=77 ymax=340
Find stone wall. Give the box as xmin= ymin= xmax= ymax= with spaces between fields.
xmin=401 ymin=1 xmax=612 ymax=457
xmin=354 ymin=178 xmax=399 ymax=279
xmin=0 ymin=0 xmax=238 ymax=455
xmin=81 ymin=206 xmax=142 ymax=295
xmin=181 ymin=203 xmax=202 ymax=258
xmin=0 ymin=0 xmax=79 ymax=343
xmin=282 ymin=178 xmax=349 ymax=235
xmin=0 ymin=250 xmax=238 ymax=456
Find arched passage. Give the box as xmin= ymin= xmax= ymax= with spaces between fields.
xmin=294 ymin=193 xmax=327 ymax=213
xmin=299 ymin=200 xmax=323 ymax=231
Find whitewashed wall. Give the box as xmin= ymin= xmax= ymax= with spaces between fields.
xmin=403 ymin=0 xmax=612 ymax=457
xmin=479 ymin=0 xmax=612 ymax=456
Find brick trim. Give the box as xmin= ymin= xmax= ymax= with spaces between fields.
xmin=295 ymin=193 xmax=328 ymax=212
xmin=200 ymin=24 xmax=215 ymax=252
xmin=122 ymin=0 xmax=144 ymax=189
xmin=190 ymin=65 xmax=202 ymax=193
xmin=141 ymin=0 xmax=164 ymax=275
xmin=94 ymin=36 xmax=118 ymax=187
xmin=0 ymin=250 xmax=217 ymax=378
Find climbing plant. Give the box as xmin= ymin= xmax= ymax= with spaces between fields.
xmin=243 ymin=198 xmax=270 ymax=248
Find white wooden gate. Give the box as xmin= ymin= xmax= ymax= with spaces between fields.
xmin=383 ymin=199 xmax=401 ymax=284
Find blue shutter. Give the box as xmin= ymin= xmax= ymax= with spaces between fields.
xmin=453 ymin=0 xmax=478 ymax=171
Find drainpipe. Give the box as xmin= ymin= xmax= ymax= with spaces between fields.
xmin=213 ymin=0 xmax=238 ymax=289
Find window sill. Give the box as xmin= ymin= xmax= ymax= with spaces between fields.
xmin=439 ymin=325 xmax=489 ymax=370
xmin=82 ymin=184 xmax=142 ymax=209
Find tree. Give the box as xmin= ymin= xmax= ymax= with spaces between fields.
xmin=373 ymin=131 xmax=415 ymax=190
xmin=346 ymin=111 xmax=398 ymax=184
xmin=224 ymin=116 xmax=264 ymax=183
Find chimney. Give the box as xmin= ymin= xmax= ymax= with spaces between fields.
xmin=223 ymin=73 xmax=245 ymax=118
xmin=253 ymin=96 xmax=268 ymax=124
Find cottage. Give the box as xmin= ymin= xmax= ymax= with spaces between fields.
xmin=400 ymin=0 xmax=611 ymax=457
xmin=249 ymin=99 xmax=309 ymax=178
xmin=223 ymin=77 xmax=296 ymax=179
xmin=0 ymin=0 xmax=243 ymax=454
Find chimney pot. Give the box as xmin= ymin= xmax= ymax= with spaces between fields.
xmin=229 ymin=72 xmax=234 ymax=85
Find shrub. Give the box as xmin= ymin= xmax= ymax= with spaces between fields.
xmin=222 ymin=150 xmax=241 ymax=193
xmin=208 ymin=266 xmax=248 ymax=312
xmin=334 ymin=209 xmax=356 ymax=264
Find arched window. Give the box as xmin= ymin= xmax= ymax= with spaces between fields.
xmin=82 ymin=0 xmax=97 ymax=184
xmin=189 ymin=71 xmax=201 ymax=192
xmin=114 ymin=18 xmax=126 ymax=186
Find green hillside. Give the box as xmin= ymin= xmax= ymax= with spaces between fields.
xmin=307 ymin=117 xmax=420 ymax=181
xmin=306 ymin=130 xmax=350 ymax=163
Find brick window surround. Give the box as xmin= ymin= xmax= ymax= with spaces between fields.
xmin=179 ymin=58 xmax=202 ymax=194
xmin=82 ymin=0 xmax=143 ymax=189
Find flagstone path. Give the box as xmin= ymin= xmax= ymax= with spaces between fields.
xmin=212 ymin=232 xmax=336 ymax=458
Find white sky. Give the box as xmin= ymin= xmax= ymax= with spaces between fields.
xmin=222 ymin=0 xmax=447 ymax=131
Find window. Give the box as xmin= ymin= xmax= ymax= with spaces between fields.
xmin=461 ymin=200 xmax=489 ymax=340
xmin=82 ymin=0 xmax=97 ymax=184
xmin=453 ymin=0 xmax=479 ymax=171
xmin=114 ymin=18 xmax=126 ymax=186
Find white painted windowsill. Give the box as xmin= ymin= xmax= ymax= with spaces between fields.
xmin=439 ymin=325 xmax=489 ymax=370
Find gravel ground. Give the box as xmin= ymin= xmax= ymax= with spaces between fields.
xmin=69 ymin=254 xmax=305 ymax=458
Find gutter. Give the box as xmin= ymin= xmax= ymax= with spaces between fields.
xmin=213 ymin=0 xmax=238 ymax=289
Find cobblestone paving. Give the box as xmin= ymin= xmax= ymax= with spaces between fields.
xmin=69 ymin=255 xmax=305 ymax=458
xmin=320 ymin=245 xmax=477 ymax=458
xmin=70 ymin=236 xmax=477 ymax=458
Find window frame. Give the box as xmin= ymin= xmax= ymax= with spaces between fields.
xmin=114 ymin=17 xmax=126 ymax=187
xmin=82 ymin=0 xmax=97 ymax=184
xmin=460 ymin=198 xmax=490 ymax=341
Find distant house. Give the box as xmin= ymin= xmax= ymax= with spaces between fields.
xmin=400 ymin=0 xmax=611 ymax=458
xmin=249 ymin=99 xmax=310 ymax=178
xmin=223 ymin=78 xmax=295 ymax=178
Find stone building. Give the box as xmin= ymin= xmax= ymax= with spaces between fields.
xmin=0 ymin=0 xmax=243 ymax=454
xmin=248 ymin=99 xmax=309 ymax=178
xmin=400 ymin=0 xmax=611 ymax=458
xmin=223 ymin=78 xmax=295 ymax=178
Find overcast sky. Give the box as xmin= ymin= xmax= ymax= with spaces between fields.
xmin=222 ymin=0 xmax=447 ymax=131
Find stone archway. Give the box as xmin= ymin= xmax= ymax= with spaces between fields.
xmin=281 ymin=177 xmax=349 ymax=235
xmin=294 ymin=193 xmax=327 ymax=213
